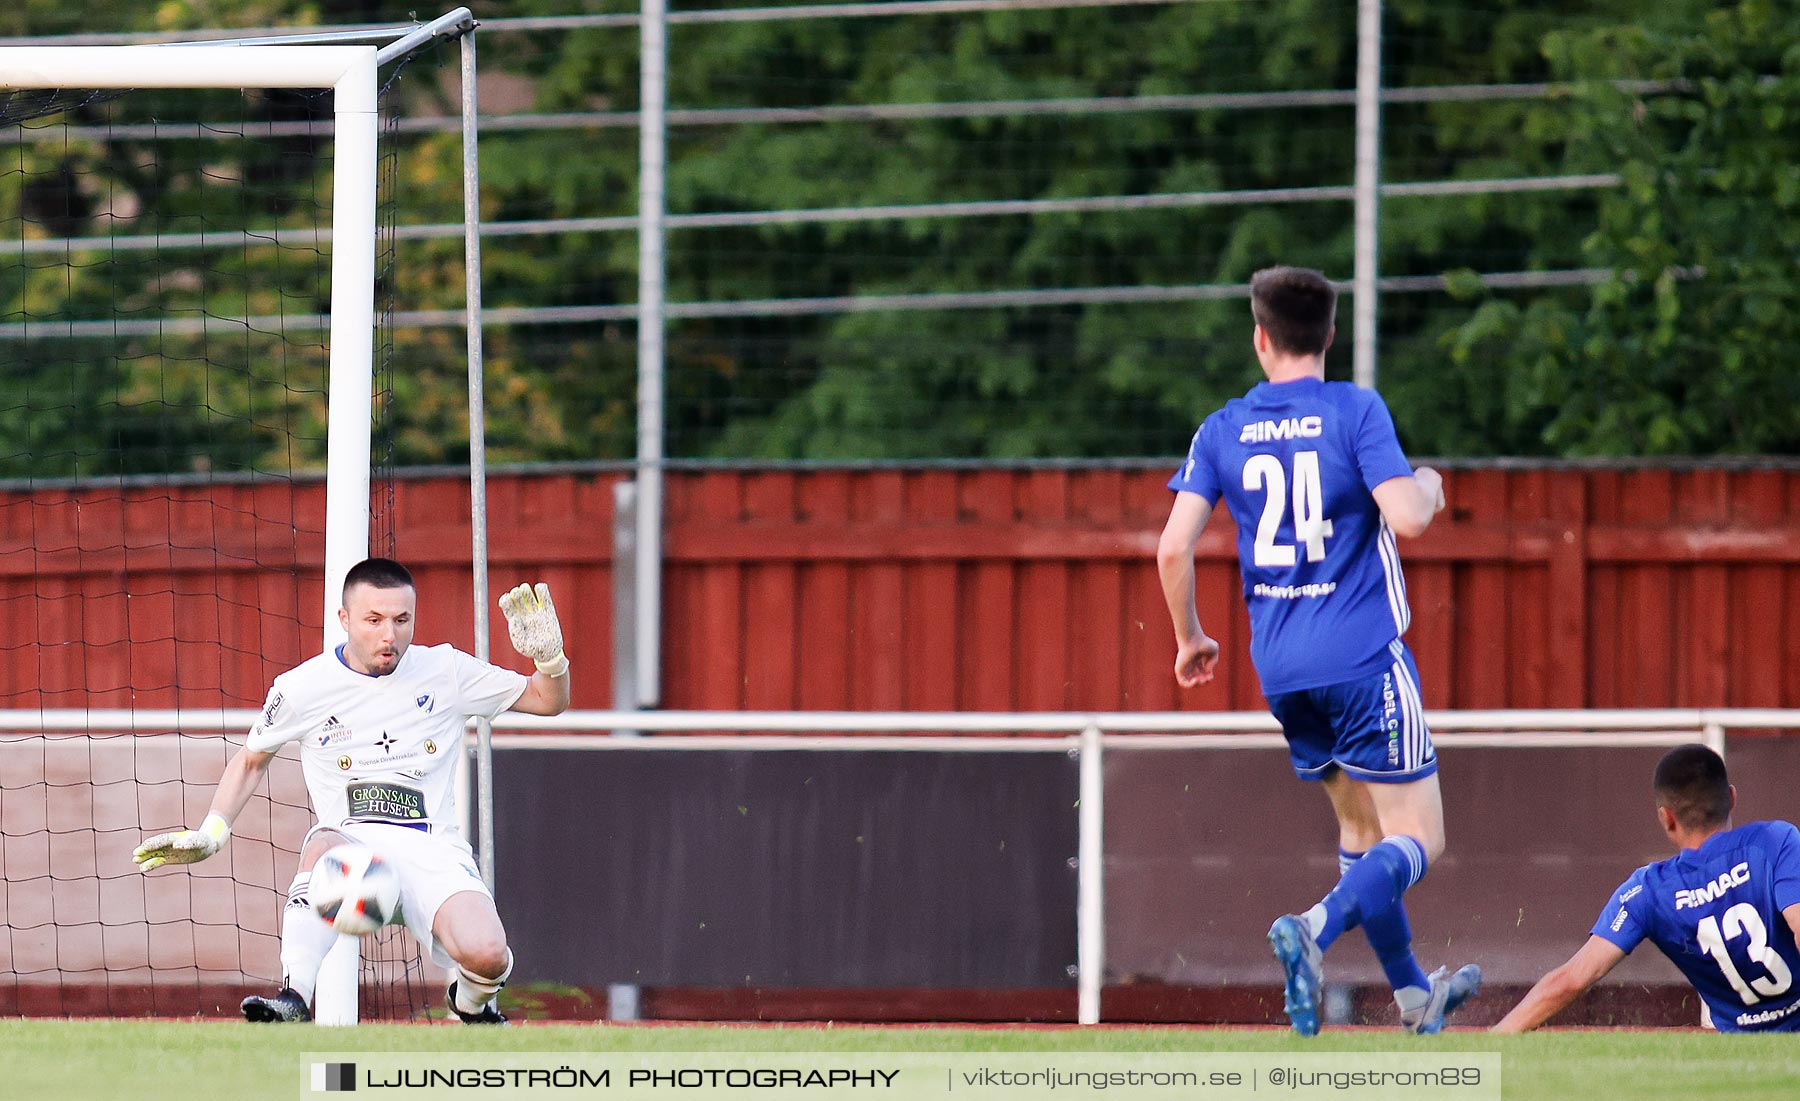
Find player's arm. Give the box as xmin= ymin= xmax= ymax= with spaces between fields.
xmin=1491 ymin=935 xmax=1628 ymax=1033
xmin=500 ymin=582 xmax=571 ymax=716
xmin=511 ymin=667 xmax=570 ymax=715
xmin=1156 ymin=490 xmax=1221 ymax=687
xmin=1371 ymin=466 xmax=1446 ymax=539
xmin=1784 ymin=901 xmax=1800 ymax=946
xmin=132 ymin=746 xmax=277 ymax=871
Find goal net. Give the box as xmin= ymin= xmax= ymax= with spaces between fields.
xmin=0 ymin=25 xmax=471 ymax=1021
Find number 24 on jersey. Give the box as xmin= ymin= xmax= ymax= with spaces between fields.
xmin=1244 ymin=450 xmax=1334 ymax=567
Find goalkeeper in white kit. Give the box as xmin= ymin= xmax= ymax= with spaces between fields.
xmin=132 ymin=558 xmax=571 ymax=1024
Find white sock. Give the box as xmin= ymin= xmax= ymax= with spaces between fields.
xmin=1302 ymin=904 xmax=1329 ymax=940
xmin=1395 ymin=983 xmax=1431 ymax=1018
xmin=279 ymin=871 xmax=338 ymax=1004
xmin=453 ymin=948 xmax=513 ymax=1015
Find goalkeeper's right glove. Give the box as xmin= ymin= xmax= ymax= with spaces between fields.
xmin=499 ymin=581 xmax=569 ymax=677
xmin=132 ymin=812 xmax=230 ymax=872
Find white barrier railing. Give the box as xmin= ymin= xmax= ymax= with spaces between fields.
xmin=475 ymin=708 xmax=1754 ymax=1024
xmin=7 ymin=706 xmax=1785 ymax=737
xmin=6 ymin=708 xmax=1792 ymax=1024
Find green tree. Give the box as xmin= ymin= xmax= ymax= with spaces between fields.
xmin=1437 ymin=0 xmax=1800 ymax=454
xmin=5 ymin=1 xmax=1796 ymax=468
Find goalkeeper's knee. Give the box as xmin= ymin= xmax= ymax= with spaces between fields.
xmin=454 ymin=934 xmax=512 ymax=980
xmin=452 ymin=947 xmax=512 ymax=1013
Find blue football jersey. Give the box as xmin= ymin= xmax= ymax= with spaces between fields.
xmin=1591 ymin=820 xmax=1800 ymax=1032
xmin=1167 ymin=377 xmax=1417 ymax=695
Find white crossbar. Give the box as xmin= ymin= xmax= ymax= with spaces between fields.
xmin=0 ymin=45 xmax=374 ymax=98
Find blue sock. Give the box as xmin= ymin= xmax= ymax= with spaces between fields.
xmin=1313 ymin=836 xmax=1427 ymax=952
xmin=1337 ymin=849 xmax=1431 ymax=992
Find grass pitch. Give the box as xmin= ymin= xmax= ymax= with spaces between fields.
xmin=8 ymin=1019 xmax=1799 ymax=1101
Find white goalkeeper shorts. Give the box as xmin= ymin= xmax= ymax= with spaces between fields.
xmin=303 ymin=820 xmax=493 ymax=969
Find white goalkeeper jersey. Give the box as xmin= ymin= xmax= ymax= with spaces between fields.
xmin=245 ymin=642 xmax=529 ymax=832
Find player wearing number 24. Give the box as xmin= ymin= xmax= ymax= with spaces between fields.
xmin=1158 ymin=266 xmax=1475 ymax=1035
xmin=1494 ymin=743 xmax=1800 ymax=1033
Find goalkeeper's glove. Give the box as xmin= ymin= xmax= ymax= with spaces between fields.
xmin=132 ymin=812 xmax=230 ymax=872
xmin=499 ymin=581 xmax=569 ymax=677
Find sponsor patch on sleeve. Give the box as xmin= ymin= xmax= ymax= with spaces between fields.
xmin=261 ymin=690 xmax=285 ymax=727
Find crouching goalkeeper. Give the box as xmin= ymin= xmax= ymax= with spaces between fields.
xmin=132 ymin=558 xmax=571 ymax=1024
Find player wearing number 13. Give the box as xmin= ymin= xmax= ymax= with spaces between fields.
xmin=1158 ymin=266 xmax=1476 ymax=1036
xmin=1494 ymin=744 xmax=1800 ymax=1033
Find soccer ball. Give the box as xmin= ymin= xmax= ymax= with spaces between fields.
xmin=309 ymin=844 xmax=401 ymax=937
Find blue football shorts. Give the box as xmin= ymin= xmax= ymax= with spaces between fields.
xmin=1266 ymin=639 xmax=1438 ymax=783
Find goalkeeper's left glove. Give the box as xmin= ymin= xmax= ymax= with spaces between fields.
xmin=499 ymin=582 xmax=568 ymax=677
xmin=132 ymin=812 xmax=230 ymax=872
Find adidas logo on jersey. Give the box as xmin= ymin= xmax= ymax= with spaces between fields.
xmin=1673 ymin=861 xmax=1751 ymax=910
xmin=1239 ymin=415 xmax=1323 ymax=444
xmin=316 ymin=715 xmax=353 ymax=747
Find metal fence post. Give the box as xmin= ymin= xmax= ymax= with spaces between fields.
xmin=636 ymin=0 xmax=668 ymax=708
xmin=1353 ymin=0 xmax=1383 ymax=389
xmin=1077 ymin=723 xmax=1105 ymax=1024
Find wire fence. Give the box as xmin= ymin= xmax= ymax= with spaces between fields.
xmin=0 ymin=2 xmax=1727 ymax=463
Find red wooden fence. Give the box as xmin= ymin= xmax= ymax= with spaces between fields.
xmin=4 ymin=463 xmax=1797 ymax=713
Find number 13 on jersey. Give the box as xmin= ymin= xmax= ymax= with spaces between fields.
xmin=1698 ymin=903 xmax=1794 ymax=1005
xmin=1244 ymin=450 xmax=1334 ymax=567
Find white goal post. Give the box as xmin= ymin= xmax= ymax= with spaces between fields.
xmin=0 ymin=15 xmax=487 ymax=1025
xmin=0 ymin=45 xmax=380 ymax=634
xmin=1 ymin=42 xmax=376 ymax=1027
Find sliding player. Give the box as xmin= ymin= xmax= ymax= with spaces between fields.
xmin=1494 ymin=743 xmax=1800 ymax=1033
xmin=133 ymin=558 xmax=571 ymax=1024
